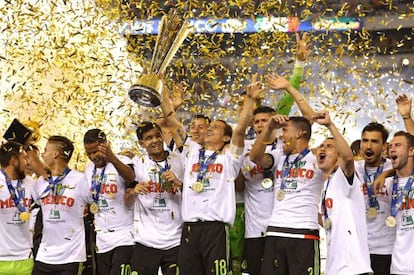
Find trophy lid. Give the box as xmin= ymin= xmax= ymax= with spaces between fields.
xmin=3 ymin=118 xmax=33 ymax=145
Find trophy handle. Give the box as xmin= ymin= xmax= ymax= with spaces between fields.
xmin=150 ymin=16 xmax=166 ymax=73
xmin=158 ymin=20 xmax=191 ymax=74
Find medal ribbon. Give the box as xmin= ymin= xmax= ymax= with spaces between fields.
xmin=363 ymin=158 xmax=385 ymax=208
xmin=39 ymin=168 xmax=71 ymax=199
xmin=280 ymin=148 xmax=310 ymax=191
xmin=150 ymin=156 xmax=171 ymax=174
xmin=1 ymin=170 xmax=26 ymax=213
xmin=321 ymin=173 xmax=334 ymax=222
xmin=196 ymin=149 xmax=219 ymax=183
xmin=91 ymin=165 xmax=106 ymax=203
xmin=390 ymin=171 xmax=414 ymax=218
xmin=150 ymin=156 xmax=171 ymax=192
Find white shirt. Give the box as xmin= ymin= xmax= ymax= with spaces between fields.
xmin=180 ymin=140 xmax=243 ymax=225
xmin=321 ymin=168 xmax=372 ymax=275
xmin=385 ymin=175 xmax=414 ymax=274
xmin=34 ymin=170 xmax=90 ymax=264
xmin=0 ymin=174 xmax=34 ymax=260
xmin=242 ymin=141 xmax=277 ymax=238
xmin=84 ymin=155 xmax=135 ymax=253
xmin=355 ymin=159 xmax=395 ymax=255
xmin=132 ymin=152 xmax=183 ymax=249
xmin=268 ymin=149 xmax=324 ymax=230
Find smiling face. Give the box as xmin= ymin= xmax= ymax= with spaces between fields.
xmin=361 ymin=131 xmax=386 ymax=167
xmin=317 ymin=138 xmax=339 ymax=173
xmin=139 ymin=128 xmax=164 ymax=158
xmin=84 ymin=141 xmax=106 ymax=168
xmin=204 ymin=120 xmax=230 ymax=148
xmin=189 ymin=117 xmax=209 ymax=145
xmin=279 ymin=121 xmax=298 ymax=155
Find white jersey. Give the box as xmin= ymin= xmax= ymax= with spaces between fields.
xmin=385 ymin=175 xmax=414 ymax=274
xmin=322 ymin=168 xmax=372 ymax=275
xmin=0 ymin=174 xmax=34 ymax=261
xmin=268 ymin=149 xmax=324 ymax=230
xmin=180 ymin=140 xmax=243 ymax=225
xmin=132 ymin=152 xmax=183 ymax=250
xmin=34 ymin=170 xmax=90 ymax=264
xmin=242 ymin=141 xmax=277 ymax=238
xmin=84 ymin=155 xmax=135 ymax=253
xmin=355 ymin=159 xmax=395 ymax=255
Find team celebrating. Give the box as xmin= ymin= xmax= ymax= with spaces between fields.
xmin=1 ymin=34 xmax=414 ymax=275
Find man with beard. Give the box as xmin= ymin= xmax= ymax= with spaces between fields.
xmin=0 ymin=142 xmax=34 ymax=275
xmin=354 ymin=122 xmax=394 ymax=274
xmin=125 ymin=121 xmax=183 ymax=275
xmin=83 ymin=129 xmax=135 ymax=275
xmin=383 ymin=131 xmax=414 ymax=274
xmin=316 ymin=111 xmax=372 ymax=275
xmin=32 ymin=136 xmax=90 ymax=275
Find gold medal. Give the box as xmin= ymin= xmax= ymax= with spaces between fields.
xmin=385 ymin=216 xmax=396 ymax=228
xmin=89 ymin=202 xmax=99 ymax=214
xmin=276 ymin=189 xmax=285 ymax=201
xmin=261 ymin=178 xmax=273 ymax=189
xmin=367 ymin=207 xmax=378 ymax=219
xmin=323 ymin=217 xmax=332 ymax=230
xmin=192 ymin=181 xmax=204 ymax=193
xmin=19 ymin=211 xmax=30 ymax=222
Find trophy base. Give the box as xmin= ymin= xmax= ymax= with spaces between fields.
xmin=128 ymin=84 xmax=161 ymax=107
xmin=128 ymin=73 xmax=162 ymax=107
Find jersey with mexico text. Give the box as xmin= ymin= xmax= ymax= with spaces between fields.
xmin=385 ymin=175 xmax=414 ymax=274
xmin=84 ymin=155 xmax=135 ymax=253
xmin=0 ymin=174 xmax=34 ymax=261
xmin=322 ymin=168 xmax=372 ymax=275
xmin=132 ymin=152 xmax=183 ymax=250
xmin=180 ymin=140 xmax=243 ymax=225
xmin=33 ymin=170 xmax=90 ymax=264
xmin=268 ymin=149 xmax=324 ymax=230
xmin=242 ymin=141 xmax=280 ymax=238
xmin=355 ymin=159 xmax=395 ymax=255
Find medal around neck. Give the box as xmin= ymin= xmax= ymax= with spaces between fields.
xmin=89 ymin=202 xmax=99 ymax=214
xmin=367 ymin=207 xmax=378 ymax=219
xmin=192 ymin=181 xmax=204 ymax=193
xmin=385 ymin=216 xmax=396 ymax=228
xmin=276 ymin=189 xmax=285 ymax=201
xmin=261 ymin=178 xmax=273 ymax=189
xmin=128 ymin=10 xmax=190 ymax=107
xmin=323 ymin=217 xmax=332 ymax=230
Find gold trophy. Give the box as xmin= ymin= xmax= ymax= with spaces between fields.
xmin=128 ymin=10 xmax=191 ymax=107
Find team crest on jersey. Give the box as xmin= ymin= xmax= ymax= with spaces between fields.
xmin=295 ymin=160 xmax=306 ymax=168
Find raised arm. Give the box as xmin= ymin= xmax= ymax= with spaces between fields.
xmin=250 ymin=114 xmax=289 ymax=169
xmin=159 ymin=82 xmax=187 ymax=147
xmin=232 ymin=74 xmax=262 ymax=148
xmin=396 ymin=94 xmax=414 ymax=135
xmin=275 ymin=32 xmax=310 ymax=115
xmin=314 ymin=110 xmax=354 ymax=178
xmin=266 ymin=74 xmax=316 ymax=122
xmin=99 ymin=143 xmax=135 ymax=182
